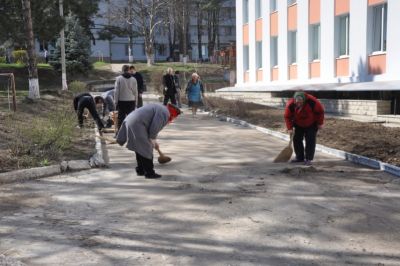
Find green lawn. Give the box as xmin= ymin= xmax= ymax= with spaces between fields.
xmin=0 ymin=63 xmax=51 ymax=69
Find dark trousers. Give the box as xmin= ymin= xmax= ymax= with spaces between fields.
xmin=77 ymin=98 xmax=104 ymax=129
xmin=135 ymin=152 xmax=155 ymax=175
xmin=163 ymin=94 xmax=177 ymax=105
xmin=137 ymin=94 xmax=143 ymax=108
xmin=117 ymin=101 xmax=135 ymax=131
xmin=293 ymin=125 xmax=318 ymax=161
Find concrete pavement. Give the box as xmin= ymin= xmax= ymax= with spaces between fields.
xmin=1 ymin=109 xmax=400 ymax=265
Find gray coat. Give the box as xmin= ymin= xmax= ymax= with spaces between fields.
xmin=116 ymin=103 xmax=169 ymax=159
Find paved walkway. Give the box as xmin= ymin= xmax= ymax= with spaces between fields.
xmin=1 ymin=109 xmax=400 ymax=265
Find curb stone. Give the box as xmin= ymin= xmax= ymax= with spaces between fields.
xmin=0 ymin=128 xmax=107 ymax=185
xmin=209 ymin=111 xmax=400 ymax=178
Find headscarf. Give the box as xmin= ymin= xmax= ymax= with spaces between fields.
xmin=167 ymin=104 xmax=181 ymax=123
xmin=293 ymin=91 xmax=306 ymax=103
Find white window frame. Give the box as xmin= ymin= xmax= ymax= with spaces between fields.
xmin=338 ymin=14 xmax=350 ymax=57
xmin=255 ymin=0 xmax=262 ymax=18
xmin=243 ymin=45 xmax=249 ymax=71
xmin=256 ymin=41 xmax=263 ymax=69
xmin=371 ymin=3 xmax=387 ymax=54
xmin=288 ymin=31 xmax=297 ymax=64
xmin=270 ymin=0 xmax=277 ymax=12
xmin=270 ymin=36 xmax=278 ymax=67
xmin=243 ymin=0 xmax=249 ymax=24
xmin=309 ymin=23 xmax=321 ymax=61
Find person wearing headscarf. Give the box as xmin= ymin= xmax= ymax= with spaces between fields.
xmin=116 ymin=103 xmax=181 ymax=179
xmin=284 ymin=91 xmax=324 ymax=165
xmin=185 ymin=72 xmax=204 ymax=117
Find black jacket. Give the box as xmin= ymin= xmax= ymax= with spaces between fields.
xmin=132 ymin=72 xmax=145 ymax=93
xmin=162 ymin=74 xmax=176 ymax=95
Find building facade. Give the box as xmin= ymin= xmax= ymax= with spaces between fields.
xmin=235 ymin=0 xmax=400 ymax=91
xmin=90 ymin=0 xmax=236 ymax=62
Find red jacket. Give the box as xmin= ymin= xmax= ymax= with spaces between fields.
xmin=284 ymin=93 xmax=324 ymax=130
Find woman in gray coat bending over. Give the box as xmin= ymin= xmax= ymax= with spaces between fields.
xmin=116 ymin=103 xmax=181 ymax=179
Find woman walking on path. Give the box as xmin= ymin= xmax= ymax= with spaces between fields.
xmin=162 ymin=68 xmax=177 ymax=105
xmin=185 ymin=73 xmax=204 ymax=117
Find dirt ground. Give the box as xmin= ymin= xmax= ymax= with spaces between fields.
xmin=0 ymin=93 xmax=95 ymax=173
xmin=205 ymin=97 xmax=400 ymax=167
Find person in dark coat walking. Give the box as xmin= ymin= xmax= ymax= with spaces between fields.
xmin=284 ymin=91 xmax=324 ymax=166
xmin=130 ymin=65 xmax=146 ymax=108
xmin=73 ymin=93 xmax=105 ymax=130
xmin=162 ymin=67 xmax=177 ymax=105
xmin=116 ymin=103 xmax=181 ymax=179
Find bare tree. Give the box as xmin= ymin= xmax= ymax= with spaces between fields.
xmin=21 ymin=0 xmax=40 ymax=99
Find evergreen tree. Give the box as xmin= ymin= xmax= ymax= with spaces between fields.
xmin=50 ymin=15 xmax=92 ymax=75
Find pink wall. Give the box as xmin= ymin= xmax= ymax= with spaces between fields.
xmin=243 ymin=24 xmax=249 ymax=45
xmin=271 ymin=68 xmax=279 ymax=81
xmin=368 ymin=54 xmax=386 ymax=75
xmin=309 ymin=0 xmax=321 ymax=24
xmin=309 ymin=62 xmax=320 ymax=78
xmin=270 ymin=12 xmax=278 ymax=36
xmin=336 ymin=57 xmax=349 ymax=77
xmin=257 ymin=70 xmax=263 ymax=81
xmin=335 ymin=0 xmax=350 ymax=16
xmin=368 ymin=0 xmax=386 ymax=6
xmin=288 ymin=65 xmax=298 ymax=80
xmin=244 ymin=71 xmax=250 ymax=83
xmin=256 ymin=19 xmax=263 ymax=41
xmin=288 ymin=4 xmax=297 ymax=31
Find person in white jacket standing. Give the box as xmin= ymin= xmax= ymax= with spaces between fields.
xmin=114 ymin=65 xmax=138 ymax=131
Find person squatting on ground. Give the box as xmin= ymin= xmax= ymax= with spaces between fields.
xmin=162 ymin=67 xmax=177 ymax=105
xmin=73 ymin=92 xmax=106 ymax=130
xmin=284 ymin=91 xmax=324 ymax=166
xmin=129 ymin=65 xmax=145 ymax=108
xmin=116 ymin=103 xmax=181 ymax=179
xmin=173 ymin=71 xmax=182 ymax=108
xmin=186 ymin=72 xmax=204 ymax=117
xmin=114 ymin=65 xmax=138 ymax=132
xmin=101 ymin=89 xmax=115 ymax=113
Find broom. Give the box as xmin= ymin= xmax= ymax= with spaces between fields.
xmin=273 ymin=132 xmax=294 ymax=163
xmin=155 ymin=146 xmax=172 ymax=164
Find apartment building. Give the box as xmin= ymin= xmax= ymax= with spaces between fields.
xmin=90 ymin=0 xmax=236 ymax=62
xmin=227 ymin=0 xmax=400 ymax=115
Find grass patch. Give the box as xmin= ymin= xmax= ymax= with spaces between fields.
xmin=93 ymin=61 xmax=111 ymax=69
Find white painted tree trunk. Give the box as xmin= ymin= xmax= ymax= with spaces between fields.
xmin=28 ymin=78 xmax=40 ymax=99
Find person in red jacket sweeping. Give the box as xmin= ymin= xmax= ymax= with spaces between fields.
xmin=284 ymin=91 xmax=324 ymax=165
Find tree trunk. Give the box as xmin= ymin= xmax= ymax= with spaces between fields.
xmin=21 ymin=0 xmax=40 ymax=99
xmin=196 ymin=2 xmax=203 ymax=61
xmin=128 ymin=0 xmax=134 ymax=62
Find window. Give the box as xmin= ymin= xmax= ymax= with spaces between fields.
xmin=243 ymin=45 xmax=249 ymax=71
xmin=288 ymin=31 xmax=297 ymax=64
xmin=243 ymin=0 xmax=249 ymax=24
xmin=256 ymin=41 xmax=263 ymax=69
xmin=288 ymin=0 xmax=296 ymax=5
xmin=255 ymin=0 xmax=262 ymax=18
xmin=371 ymin=3 xmax=387 ymax=53
xmin=310 ymin=24 xmax=320 ymax=60
xmin=338 ymin=14 xmax=349 ymax=56
xmin=270 ymin=37 xmax=278 ymax=67
xmin=270 ymin=0 xmax=277 ymax=12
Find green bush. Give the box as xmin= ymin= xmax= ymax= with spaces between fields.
xmin=12 ymin=50 xmax=28 ymax=65
xmin=69 ymin=80 xmax=87 ymax=93
xmin=0 ymin=56 xmax=6 ymax=63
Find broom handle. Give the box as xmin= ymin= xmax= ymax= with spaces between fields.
xmin=155 ymin=146 xmax=164 ymax=157
xmin=288 ymin=132 xmax=294 ymax=147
